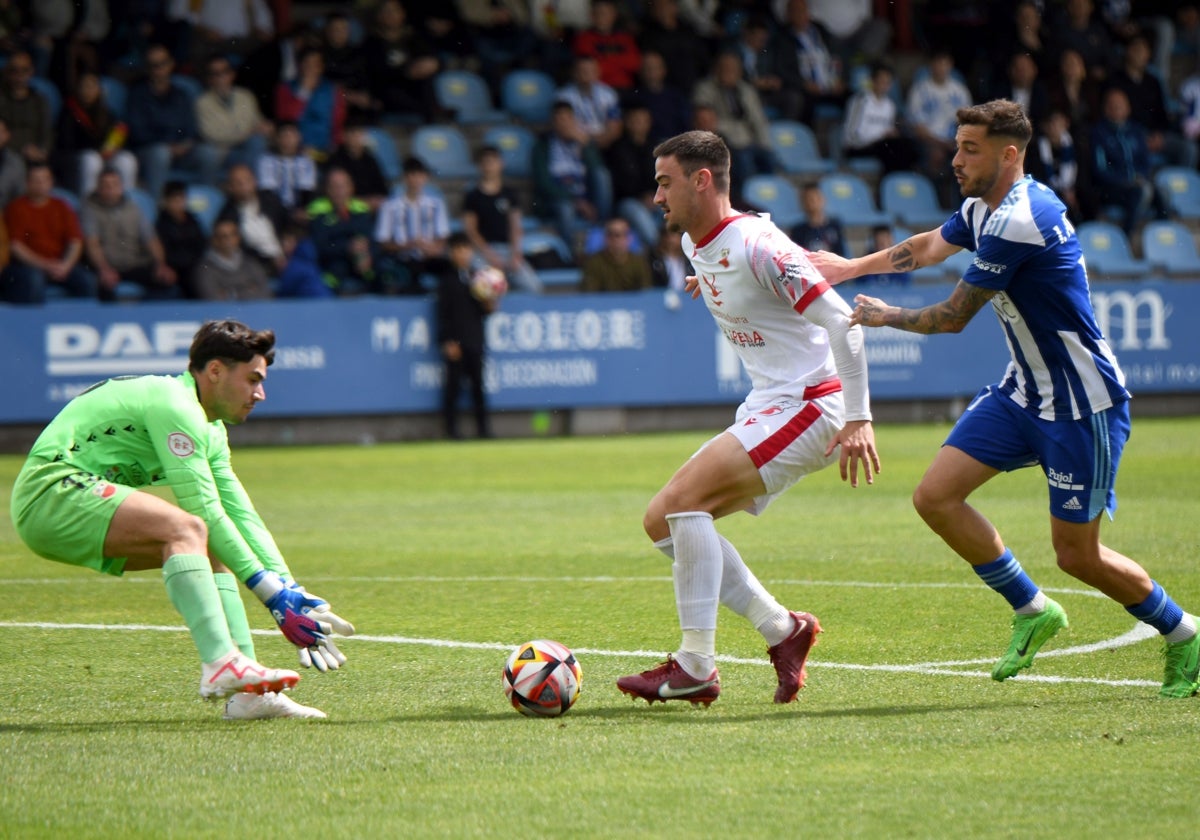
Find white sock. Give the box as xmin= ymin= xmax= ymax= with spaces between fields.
xmin=656 ymin=531 xmax=791 ymax=646
xmin=1015 ymin=590 xmax=1047 ymax=615
xmin=666 ymin=512 xmax=721 ymax=670
xmin=1166 ymin=613 xmax=1198 ymax=644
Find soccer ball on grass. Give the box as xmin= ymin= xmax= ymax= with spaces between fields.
xmin=502 ymin=639 xmax=582 ymax=717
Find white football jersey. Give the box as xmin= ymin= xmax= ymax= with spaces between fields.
xmin=684 ymin=213 xmax=866 ymax=415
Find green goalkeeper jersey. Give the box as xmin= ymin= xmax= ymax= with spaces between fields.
xmin=25 ymin=371 xmax=290 ymax=582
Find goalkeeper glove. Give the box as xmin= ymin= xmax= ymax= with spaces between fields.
xmin=247 ymin=570 xmax=355 ymax=671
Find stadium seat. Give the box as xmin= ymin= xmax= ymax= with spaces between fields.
xmin=185 ymin=183 xmax=225 ymax=235
xmin=171 ymin=74 xmax=202 ymax=102
xmin=99 ymin=75 xmax=127 ymax=119
xmin=1141 ymin=220 xmax=1200 ymax=276
xmin=409 ymin=125 xmax=478 ymax=180
xmin=768 ymin=120 xmax=835 ymax=176
xmin=880 ymin=171 xmax=950 ymax=230
xmin=364 ymin=127 xmax=402 ymax=183
xmin=521 ymin=229 xmax=581 ymax=288
xmin=50 ymin=187 xmax=80 ymax=211
xmin=435 ymin=70 xmax=507 ymax=125
xmin=501 ymin=69 xmax=557 ymax=125
xmin=1154 ymin=166 xmax=1200 ymax=222
xmin=1076 ymin=221 xmax=1152 ymax=278
xmin=740 ymin=174 xmax=804 ymax=228
xmin=28 ymin=76 xmax=61 ymax=121
xmin=482 ymin=124 xmax=536 ymax=179
xmin=128 ymin=187 xmax=159 ymax=223
xmin=818 ymin=173 xmax=890 ymax=229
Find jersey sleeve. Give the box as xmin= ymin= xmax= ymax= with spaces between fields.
xmin=207 ymin=424 xmax=293 ymax=580
xmin=940 ymin=205 xmax=976 ymax=251
xmin=743 ymin=223 xmax=830 ymax=312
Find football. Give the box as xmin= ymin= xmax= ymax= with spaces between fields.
xmin=502 ymin=639 xmax=582 ymax=717
xmin=470 ymin=266 xmax=509 ymax=302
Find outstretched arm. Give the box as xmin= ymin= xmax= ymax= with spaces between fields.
xmin=810 ymin=229 xmax=962 ymax=284
xmin=851 ymin=280 xmax=996 ymax=334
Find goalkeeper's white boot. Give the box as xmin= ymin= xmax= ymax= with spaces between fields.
xmin=223 ymin=691 xmax=327 ymax=720
xmin=199 ymin=652 xmax=300 ymax=699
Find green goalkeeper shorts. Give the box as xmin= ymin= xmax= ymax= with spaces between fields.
xmin=10 ymin=459 xmax=136 ymax=575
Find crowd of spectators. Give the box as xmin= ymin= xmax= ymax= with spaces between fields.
xmin=0 ymin=0 xmax=1198 ymax=304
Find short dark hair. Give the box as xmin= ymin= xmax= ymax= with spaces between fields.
xmin=188 ymin=320 xmax=276 ymax=371
xmin=447 ymin=231 xmax=472 ymax=249
xmin=652 ymin=130 xmax=731 ymax=194
xmin=403 ymin=155 xmax=429 ymax=174
xmin=957 ymin=99 xmax=1033 ymax=151
xmin=163 ymin=180 xmax=188 ymax=198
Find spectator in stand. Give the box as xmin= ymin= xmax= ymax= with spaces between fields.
xmin=990 ymin=52 xmax=1050 ymax=127
xmin=532 ymin=101 xmax=612 ymax=250
xmin=907 ymin=50 xmax=974 ymax=207
xmin=127 ymin=44 xmax=221 ymax=199
xmin=404 ymin=0 xmax=470 ymax=68
xmin=841 ymin=62 xmax=920 ymax=175
xmin=1047 ymin=0 xmax=1114 ymax=84
xmin=375 ymin=155 xmax=449 ymax=295
xmin=81 ymin=166 xmax=177 ymax=301
xmin=1028 ymin=109 xmax=1083 ymax=221
xmin=0 ymin=50 xmax=53 ymax=166
xmin=573 ymin=0 xmax=641 ymax=92
xmin=527 ymin=0 xmax=592 ymax=80
xmin=731 ymin=14 xmax=801 ymax=123
xmin=256 ymin=121 xmax=318 ymax=218
xmin=988 ymin=2 xmax=1052 ymax=85
xmin=556 ymin=55 xmax=623 ymax=151
xmin=605 ymin=103 xmax=663 ymax=252
xmin=0 ymin=118 xmax=27 ymax=208
xmin=239 ymin=24 xmax=321 ymax=120
xmin=458 ymin=0 xmax=537 ymax=93
xmin=630 ymin=50 xmax=692 ymax=145
xmin=56 ymin=71 xmax=138 ymax=197
xmin=692 ymin=51 xmax=777 ymax=204
xmin=192 ymin=218 xmax=272 ymax=300
xmin=771 ymin=0 xmax=847 ymax=125
xmin=580 ymin=217 xmax=652 ymax=293
xmin=318 ymin=12 xmax=373 ymax=121
xmin=324 ymin=121 xmax=389 ymax=211
xmin=276 ymin=221 xmax=332 ymax=298
xmin=854 ymin=225 xmax=910 ymax=286
xmin=790 ymin=181 xmax=846 ymax=256
xmin=1089 ymin=86 xmax=1168 ymax=235
xmin=806 ymin=0 xmax=891 ymax=73
xmin=638 ymin=0 xmax=709 ymax=98
xmin=1181 ymin=65 xmax=1200 ymax=165
xmin=196 ymin=54 xmax=271 ymax=177
xmin=2 ymin=163 xmax=96 ymax=303
xmin=461 ymin=145 xmax=541 ymax=294
xmin=307 ymin=167 xmax=376 ymax=294
xmin=648 ymin=225 xmax=689 ymax=293
xmin=155 ymin=179 xmax=208 ymax=298
xmin=217 ymin=163 xmax=288 ymax=276
xmin=1108 ymin=32 xmax=1197 ymax=169
xmin=362 ymin=0 xmax=443 ymax=124
xmin=166 ymin=0 xmax=274 ymax=70
xmin=436 ymin=231 xmax=496 ymax=440
xmin=1047 ymin=48 xmax=1101 ymax=134
xmin=274 ymin=47 xmax=345 ymax=160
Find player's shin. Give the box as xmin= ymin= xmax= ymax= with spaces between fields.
xmin=666 ymin=512 xmax=722 ymax=679
xmin=214 ymin=571 xmax=256 ymax=659
xmin=163 ymin=555 xmax=238 ymax=663
xmin=716 ymin=533 xmax=793 ymax=646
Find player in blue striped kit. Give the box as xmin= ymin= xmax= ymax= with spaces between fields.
xmin=811 ymin=99 xmax=1200 ymax=697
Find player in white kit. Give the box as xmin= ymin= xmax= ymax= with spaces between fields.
xmin=616 ymin=131 xmax=880 ymax=706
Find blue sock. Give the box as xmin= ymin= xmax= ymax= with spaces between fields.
xmin=973 ymin=549 xmax=1041 ymax=610
xmin=1126 ymin=581 xmax=1184 ymax=635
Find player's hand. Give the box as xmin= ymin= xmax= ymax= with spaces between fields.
xmin=683 ymin=275 xmax=701 ymax=299
xmin=284 ymin=581 xmax=356 ymax=671
xmin=850 ymin=294 xmax=890 ymax=328
xmin=247 ymin=571 xmax=354 ymax=669
xmin=824 ymin=419 xmax=881 ymax=488
xmin=807 ymin=250 xmax=856 ymax=285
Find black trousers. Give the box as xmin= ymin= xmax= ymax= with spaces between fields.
xmin=442 ymin=346 xmax=491 ymax=439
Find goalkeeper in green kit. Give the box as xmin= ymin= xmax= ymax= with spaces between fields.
xmin=10 ymin=320 xmax=355 ymax=720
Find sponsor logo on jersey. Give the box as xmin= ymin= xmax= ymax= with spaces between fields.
xmin=167 ymin=432 xmax=195 ymax=457
xmin=702 ymin=274 xmax=722 ymax=305
xmin=92 ymin=481 xmax=116 ymax=499
xmin=1062 ymin=496 xmax=1083 ymax=511
xmin=972 ymin=256 xmax=1007 ymax=275
xmin=718 ymin=249 xmax=730 ymax=268
xmin=1047 ymin=467 xmax=1084 ymax=491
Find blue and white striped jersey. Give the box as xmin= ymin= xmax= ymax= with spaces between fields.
xmin=940 ymin=176 xmax=1130 ymax=420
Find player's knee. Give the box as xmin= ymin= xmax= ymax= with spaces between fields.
xmin=912 ymin=483 xmax=939 ymax=522
xmin=170 ymin=512 xmax=208 ymax=550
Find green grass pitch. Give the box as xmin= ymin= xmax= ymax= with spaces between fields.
xmin=2 ymin=417 xmax=1199 ymax=837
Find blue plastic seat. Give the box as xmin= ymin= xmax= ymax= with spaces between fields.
xmin=818 ymin=173 xmax=890 ymax=229
xmin=501 ymin=69 xmax=557 ymax=125
xmin=435 ymin=70 xmax=507 ymax=125
xmin=880 ymin=171 xmax=950 ymax=230
xmin=28 ymin=76 xmax=61 ymax=122
xmin=409 ymin=125 xmax=478 ymax=180
xmin=1141 ymin=219 xmax=1200 ymax=276
xmin=185 ymin=183 xmax=225 ymax=235
xmin=99 ymin=75 xmax=127 ymax=120
xmin=521 ymin=229 xmax=580 ymax=288
xmin=364 ymin=127 xmax=402 ymax=183
xmin=1076 ymin=221 xmax=1152 ymax=278
xmin=482 ymin=124 xmax=536 ymax=179
xmin=128 ymin=187 xmax=158 ymax=223
xmin=1154 ymin=166 xmax=1200 ymax=221
xmin=768 ymin=120 xmax=835 ymax=176
xmin=740 ymin=174 xmax=804 ymax=229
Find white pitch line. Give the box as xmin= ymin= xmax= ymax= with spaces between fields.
xmin=0 ymin=620 xmax=1163 ymax=689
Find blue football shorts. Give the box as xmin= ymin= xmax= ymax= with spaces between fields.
xmin=943 ymin=385 xmax=1130 ymax=523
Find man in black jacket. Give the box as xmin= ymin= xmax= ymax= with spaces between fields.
xmin=436 ymin=232 xmax=497 ymax=440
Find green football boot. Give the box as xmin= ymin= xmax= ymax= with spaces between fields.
xmin=992 ymin=598 xmax=1069 ymax=681
xmin=1160 ymin=633 xmax=1200 ymax=698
